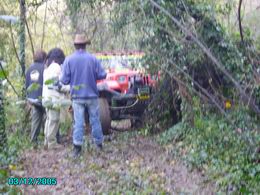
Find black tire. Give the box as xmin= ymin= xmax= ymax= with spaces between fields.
xmin=99 ymin=98 xmax=111 ymax=135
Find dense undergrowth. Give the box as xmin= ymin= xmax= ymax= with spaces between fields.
xmin=115 ymin=0 xmax=260 ymax=192
xmin=1 ymin=0 xmax=260 ymax=193
xmin=0 ymin=103 xmax=73 ymax=193
xmin=157 ymin=101 xmax=260 ymax=193
xmin=0 ymin=130 xmax=32 ymax=194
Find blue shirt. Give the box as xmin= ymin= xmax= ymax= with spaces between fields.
xmin=60 ymin=50 xmax=107 ymax=99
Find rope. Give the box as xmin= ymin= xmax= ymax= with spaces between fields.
xmin=109 ymin=99 xmax=139 ymax=110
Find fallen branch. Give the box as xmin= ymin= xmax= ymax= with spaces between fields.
xmin=149 ymin=0 xmax=260 ymax=114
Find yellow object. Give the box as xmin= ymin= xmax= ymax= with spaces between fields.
xmin=9 ymin=164 xmax=16 ymax=170
xmin=225 ymin=100 xmax=232 ymax=109
xmin=138 ymin=95 xmax=150 ymax=100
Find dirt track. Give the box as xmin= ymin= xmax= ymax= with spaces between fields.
xmin=15 ymin=131 xmax=214 ymax=194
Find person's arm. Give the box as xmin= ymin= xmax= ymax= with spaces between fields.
xmin=54 ymin=63 xmax=61 ymax=78
xmin=95 ymin=58 xmax=107 ymax=80
xmin=60 ymin=84 xmax=70 ymax=93
xmin=60 ymin=58 xmax=71 ymax=85
xmin=48 ymin=64 xmax=67 ymax=92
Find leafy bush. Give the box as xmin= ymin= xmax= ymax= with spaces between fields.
xmin=159 ymin=108 xmax=260 ymax=193
xmin=0 ymin=129 xmax=31 ymax=194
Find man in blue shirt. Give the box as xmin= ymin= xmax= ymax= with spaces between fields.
xmin=60 ymin=34 xmax=107 ymax=157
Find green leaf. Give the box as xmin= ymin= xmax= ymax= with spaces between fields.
xmin=44 ymin=79 xmax=55 ymax=85
xmin=73 ymin=85 xmax=80 ymax=91
xmin=0 ymin=70 xmax=5 ymax=79
xmin=73 ymin=84 xmax=85 ymax=91
xmin=0 ymin=168 xmax=8 ymax=179
xmin=27 ymin=83 xmax=40 ymax=93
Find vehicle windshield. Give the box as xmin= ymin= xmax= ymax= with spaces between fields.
xmin=101 ymin=58 xmax=131 ymax=71
xmin=95 ymin=52 xmax=145 ymax=71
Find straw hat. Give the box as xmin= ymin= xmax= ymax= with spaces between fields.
xmin=74 ymin=34 xmax=91 ymax=45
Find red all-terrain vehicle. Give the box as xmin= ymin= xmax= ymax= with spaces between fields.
xmin=92 ymin=51 xmax=158 ymax=134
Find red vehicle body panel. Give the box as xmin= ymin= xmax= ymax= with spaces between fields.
xmin=98 ymin=69 xmax=139 ymax=93
xmin=95 ymin=51 xmax=158 ymax=93
xmin=98 ymin=70 xmax=158 ymax=94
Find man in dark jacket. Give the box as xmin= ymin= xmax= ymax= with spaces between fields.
xmin=60 ymin=34 xmax=107 ymax=157
xmin=25 ymin=50 xmax=46 ymax=144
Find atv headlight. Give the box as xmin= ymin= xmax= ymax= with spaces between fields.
xmin=117 ymin=75 xmax=126 ymax=83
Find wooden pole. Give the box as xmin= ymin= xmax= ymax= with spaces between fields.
xmin=0 ymin=62 xmax=7 ymax=153
xmin=19 ymin=0 xmax=26 ymax=98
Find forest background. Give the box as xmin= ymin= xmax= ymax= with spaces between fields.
xmin=0 ymin=0 xmax=260 ymax=193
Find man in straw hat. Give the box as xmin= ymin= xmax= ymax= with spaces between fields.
xmin=60 ymin=34 xmax=107 ymax=158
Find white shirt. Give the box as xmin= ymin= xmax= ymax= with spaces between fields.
xmin=42 ymin=62 xmax=70 ymax=108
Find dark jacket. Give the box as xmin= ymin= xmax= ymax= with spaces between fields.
xmin=25 ymin=62 xmax=45 ymax=103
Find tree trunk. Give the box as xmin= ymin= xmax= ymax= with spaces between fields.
xmin=238 ymin=0 xmax=244 ymax=44
xmin=0 ymin=74 xmax=7 ymax=153
xmin=19 ymin=0 xmax=26 ymax=98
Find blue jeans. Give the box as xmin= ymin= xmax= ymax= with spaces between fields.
xmin=72 ymin=99 xmax=103 ymax=146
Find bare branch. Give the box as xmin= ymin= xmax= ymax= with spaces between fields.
xmin=27 ymin=0 xmax=49 ymax=8
xmin=0 ymin=62 xmax=19 ymax=97
xmin=25 ymin=18 xmax=34 ymax=56
xmin=149 ymin=0 xmax=260 ymax=114
xmin=9 ymin=24 xmax=22 ymax=67
xmin=40 ymin=1 xmax=48 ymax=49
xmin=238 ymin=0 xmax=244 ymax=44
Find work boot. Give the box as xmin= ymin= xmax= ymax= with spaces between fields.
xmin=72 ymin=144 xmax=82 ymax=158
xmin=56 ymin=130 xmax=61 ymax=144
xmin=43 ymin=144 xmax=48 ymax=151
xmin=96 ymin=143 xmax=103 ymax=151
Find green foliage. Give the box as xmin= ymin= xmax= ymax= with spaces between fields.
xmin=158 ymin=122 xmax=190 ymax=145
xmin=65 ymin=0 xmax=141 ymax=51
xmin=1 ymin=128 xmax=32 ymax=167
xmin=159 ymin=108 xmax=260 ymax=193
xmin=0 ymin=70 xmax=6 ymax=80
xmin=26 ymin=82 xmax=40 ymax=93
xmin=0 ymin=128 xmax=32 ymax=194
xmin=44 ymin=78 xmax=55 ymax=85
xmin=144 ymin=76 xmax=182 ymax=132
xmin=113 ymin=4 xmax=260 ymax=193
xmin=1 ymin=0 xmax=260 ymax=193
xmin=0 ymin=81 xmax=6 ymax=153
xmin=117 ymin=0 xmax=258 ymax=108
xmin=73 ymin=84 xmax=85 ymax=91
xmin=0 ymin=168 xmax=22 ymax=194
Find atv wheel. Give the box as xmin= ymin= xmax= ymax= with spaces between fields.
xmin=99 ymin=98 xmax=111 ymax=135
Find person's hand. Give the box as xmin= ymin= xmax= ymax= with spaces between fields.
xmin=68 ymin=106 xmax=73 ymax=113
xmin=48 ymin=80 xmax=62 ymax=91
xmin=26 ymin=101 xmax=32 ymax=109
xmin=55 ymin=80 xmax=62 ymax=90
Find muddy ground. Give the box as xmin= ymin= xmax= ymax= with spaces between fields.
xmin=13 ymin=127 xmax=214 ymax=194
